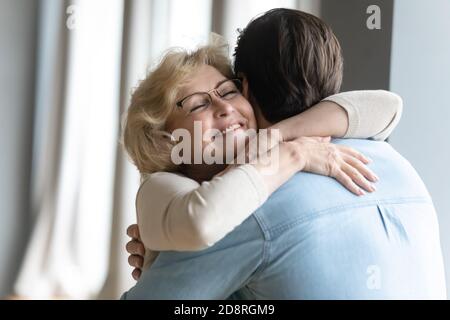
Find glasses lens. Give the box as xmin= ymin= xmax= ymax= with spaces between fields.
xmin=182 ymin=93 xmax=211 ymax=114
xmin=217 ymin=79 xmax=241 ymax=100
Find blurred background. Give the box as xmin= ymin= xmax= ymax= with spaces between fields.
xmin=0 ymin=0 xmax=449 ymax=299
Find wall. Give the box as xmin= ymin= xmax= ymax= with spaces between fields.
xmin=389 ymin=0 xmax=450 ymax=297
xmin=321 ymin=0 xmax=394 ymax=91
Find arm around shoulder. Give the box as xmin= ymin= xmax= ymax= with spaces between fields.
xmin=136 ymin=166 xmax=268 ymax=252
xmin=324 ymin=90 xmax=403 ymax=141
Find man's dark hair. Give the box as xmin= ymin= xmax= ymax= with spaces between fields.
xmin=234 ymin=8 xmax=343 ymax=123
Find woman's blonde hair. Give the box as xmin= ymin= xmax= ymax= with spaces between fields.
xmin=122 ymin=42 xmax=233 ymax=179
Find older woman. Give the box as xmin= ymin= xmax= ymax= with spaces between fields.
xmin=122 ymin=43 xmax=401 ymax=272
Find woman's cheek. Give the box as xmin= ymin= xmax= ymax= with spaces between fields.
xmin=246 ymin=112 xmax=258 ymax=130
xmin=241 ymin=101 xmax=257 ymax=128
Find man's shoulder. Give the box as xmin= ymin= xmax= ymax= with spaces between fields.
xmin=264 ymin=138 xmax=430 ymax=214
xmin=332 ymin=138 xmax=411 ymax=172
xmin=332 ymin=138 xmax=393 ymax=152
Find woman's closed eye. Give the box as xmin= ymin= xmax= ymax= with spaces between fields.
xmin=189 ymin=102 xmax=210 ymax=113
xmin=221 ymin=90 xmax=239 ymax=99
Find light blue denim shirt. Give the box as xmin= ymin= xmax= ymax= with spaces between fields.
xmin=122 ymin=139 xmax=447 ymax=299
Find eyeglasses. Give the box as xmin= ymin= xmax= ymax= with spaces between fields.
xmin=176 ymin=78 xmax=243 ymax=115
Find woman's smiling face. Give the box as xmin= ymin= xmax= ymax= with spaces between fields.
xmin=165 ymin=64 xmax=258 ymax=162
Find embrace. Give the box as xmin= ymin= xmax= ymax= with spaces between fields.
xmin=120 ymin=9 xmax=446 ymax=299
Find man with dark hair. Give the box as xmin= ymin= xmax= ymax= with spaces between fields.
xmin=123 ymin=9 xmax=446 ymax=299
xmin=234 ymin=8 xmax=344 ymax=123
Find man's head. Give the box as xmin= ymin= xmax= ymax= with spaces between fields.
xmin=234 ymin=8 xmax=343 ymax=126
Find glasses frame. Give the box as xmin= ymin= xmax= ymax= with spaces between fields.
xmin=176 ymin=78 xmax=243 ymax=111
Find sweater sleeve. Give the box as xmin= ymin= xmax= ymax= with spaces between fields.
xmin=323 ymin=90 xmax=403 ymax=141
xmin=136 ymin=164 xmax=268 ymax=252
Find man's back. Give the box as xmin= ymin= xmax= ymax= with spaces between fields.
xmin=237 ymin=138 xmax=446 ymax=299
xmin=122 ymin=139 xmax=446 ymax=300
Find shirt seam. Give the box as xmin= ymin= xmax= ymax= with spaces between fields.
xmin=266 ymin=196 xmax=432 ymax=236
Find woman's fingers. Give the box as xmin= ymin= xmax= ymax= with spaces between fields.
xmin=126 ymin=224 xmax=140 ymax=240
xmin=126 ymin=239 xmax=145 ymax=256
xmin=132 ymin=268 xmax=142 ymax=281
xmin=128 ymin=254 xmax=144 ymax=269
xmin=342 ymin=154 xmax=379 ymax=183
xmin=333 ymin=169 xmax=365 ymax=196
xmin=298 ymin=141 xmax=378 ymax=196
xmin=338 ymin=145 xmax=371 ymax=164
xmin=126 ymin=225 xmax=144 ymax=281
xmin=341 ymin=162 xmax=376 ymax=193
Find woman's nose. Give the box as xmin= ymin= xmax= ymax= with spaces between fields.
xmin=212 ymin=96 xmax=235 ymax=118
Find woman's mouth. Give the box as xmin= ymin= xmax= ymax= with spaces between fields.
xmin=207 ymin=121 xmax=248 ymax=142
xmin=220 ymin=123 xmax=243 ymax=135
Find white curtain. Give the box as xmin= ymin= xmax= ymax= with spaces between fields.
xmin=14 ymin=0 xmax=313 ymax=299
xmin=14 ymin=0 xmax=126 ymax=299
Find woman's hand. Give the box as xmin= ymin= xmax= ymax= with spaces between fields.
xmin=290 ymin=136 xmax=379 ymax=195
xmin=126 ymin=224 xmax=145 ymax=281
